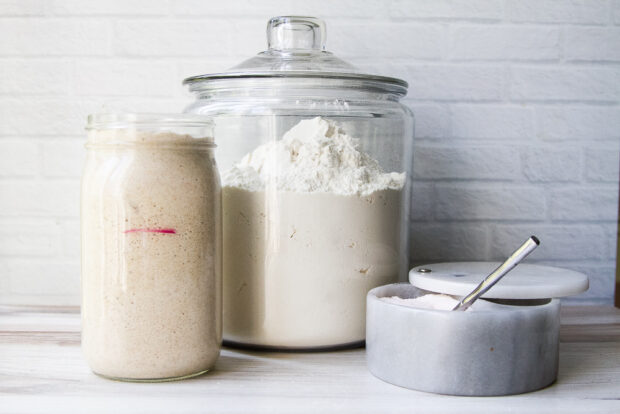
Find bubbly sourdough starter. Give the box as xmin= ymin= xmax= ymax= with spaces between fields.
xmin=81 ymin=130 xmax=221 ymax=379
xmin=222 ymin=117 xmax=404 ymax=348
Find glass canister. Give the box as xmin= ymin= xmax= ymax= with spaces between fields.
xmin=81 ymin=114 xmax=221 ymax=381
xmin=184 ymin=16 xmax=414 ymax=350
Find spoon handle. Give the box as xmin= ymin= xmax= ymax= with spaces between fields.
xmin=452 ymin=236 xmax=540 ymax=312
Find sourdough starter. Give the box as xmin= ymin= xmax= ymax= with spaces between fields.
xmin=81 ymin=129 xmax=221 ymax=379
xmin=222 ymin=117 xmax=404 ymax=348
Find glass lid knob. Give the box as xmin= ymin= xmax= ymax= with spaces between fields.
xmin=267 ymin=16 xmax=326 ymax=52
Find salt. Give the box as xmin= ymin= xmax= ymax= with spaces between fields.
xmin=382 ymin=294 xmax=499 ymax=311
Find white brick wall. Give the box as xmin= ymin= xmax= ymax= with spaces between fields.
xmin=0 ymin=0 xmax=618 ymax=306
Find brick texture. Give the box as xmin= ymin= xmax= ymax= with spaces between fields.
xmin=40 ymin=140 xmax=85 ymax=177
xmin=330 ymin=23 xmax=445 ymax=59
xmin=549 ymin=186 xmax=619 ymax=221
xmin=0 ymin=140 xmax=39 ymax=176
xmin=536 ymin=106 xmax=620 ymax=140
xmin=390 ymin=0 xmax=504 ymax=20
xmin=413 ymin=146 xmax=520 ymax=180
xmin=450 ymin=26 xmax=560 ymax=61
xmin=451 ymin=104 xmax=534 ymax=139
xmin=490 ymin=224 xmax=608 ymax=261
xmin=585 ymin=147 xmax=620 ymax=182
xmin=435 ymin=185 xmax=547 ymax=221
xmin=406 ymin=64 xmax=505 ymax=100
xmin=0 ymin=19 xmax=110 ymax=56
xmin=0 ymin=0 xmax=618 ymax=306
xmin=74 ymin=60 xmax=177 ymax=97
xmin=522 ymin=147 xmax=582 ymax=182
xmin=508 ymin=0 xmax=609 ymax=25
xmin=0 ymin=60 xmax=73 ymax=95
xmin=510 ymin=67 xmax=620 ymax=102
xmin=565 ymin=28 xmax=620 ymax=62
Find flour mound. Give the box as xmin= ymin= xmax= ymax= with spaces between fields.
xmin=223 ymin=117 xmax=405 ymax=196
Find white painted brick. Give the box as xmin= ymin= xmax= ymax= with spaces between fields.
xmin=0 ymin=219 xmax=61 ymax=257
xmin=0 ymin=180 xmax=80 ymax=217
xmin=60 ymin=219 xmax=80 ymax=258
xmin=0 ymin=98 xmax=96 ymax=136
xmin=406 ymin=65 xmax=504 ymax=101
xmin=564 ymin=265 xmax=615 ymax=300
xmin=41 ymin=140 xmax=85 ymax=177
xmin=51 ymin=0 xmax=169 ymax=15
xmin=177 ymin=59 xmax=241 ymax=82
xmin=0 ymin=98 xmax=189 ymax=138
xmin=511 ymin=67 xmax=620 ymax=102
xmin=536 ymin=106 xmax=620 ymax=140
xmin=0 ymin=140 xmax=38 ymax=176
xmin=330 ymin=23 xmax=445 ymax=59
xmin=410 ymin=223 xmax=488 ymax=262
xmin=410 ymin=182 xmax=434 ymax=221
xmin=565 ymin=28 xmax=620 ymax=62
xmin=414 ymin=146 xmax=520 ymax=180
xmin=450 ymin=26 xmax=560 ymax=61
xmin=522 ymin=147 xmax=582 ymax=182
xmin=0 ymin=19 xmax=111 ymax=56
xmin=585 ymin=147 xmax=620 ymax=182
xmin=451 ymin=104 xmax=534 ymax=139
xmin=406 ymin=104 xmax=450 ymax=138
xmin=509 ymin=0 xmax=609 ymax=24
xmin=301 ymin=0 xmax=389 ymax=18
xmin=0 ymin=99 xmax=186 ymax=138
xmin=6 ymin=259 xmax=80 ymax=296
xmin=0 ymin=0 xmax=48 ymax=16
xmin=490 ymin=224 xmax=608 ymax=261
xmin=114 ymin=20 xmax=233 ymax=57
xmin=605 ymin=226 xmax=618 ymax=259
xmin=74 ymin=60 xmax=177 ymax=97
xmin=229 ymin=18 xmax=286 ymax=60
xmin=173 ymin=0 xmax=387 ymax=18
xmin=0 ymin=59 xmax=73 ymax=95
xmin=436 ymin=185 xmax=547 ymax=221
xmin=98 ymin=98 xmax=190 ymax=114
xmin=390 ymin=0 xmax=503 ymax=20
xmin=0 ymin=1 xmax=617 ymax=307
xmin=355 ymin=61 xmax=410 ymax=85
xmin=549 ymin=186 xmax=618 ymax=221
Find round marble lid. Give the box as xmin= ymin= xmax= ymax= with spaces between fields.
xmin=409 ymin=262 xmax=589 ymax=299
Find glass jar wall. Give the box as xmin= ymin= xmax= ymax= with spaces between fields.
xmin=184 ymin=17 xmax=414 ymax=350
xmin=81 ymin=114 xmax=221 ymax=380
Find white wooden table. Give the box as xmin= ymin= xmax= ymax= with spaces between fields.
xmin=1 ymin=306 xmax=619 ymax=414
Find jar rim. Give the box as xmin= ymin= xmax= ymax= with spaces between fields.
xmin=86 ymin=113 xmax=214 ymax=130
xmin=183 ymin=71 xmax=408 ymax=96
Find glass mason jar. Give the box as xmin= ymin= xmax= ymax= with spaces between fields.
xmin=184 ymin=17 xmax=414 ymax=350
xmin=81 ymin=114 xmax=221 ymax=381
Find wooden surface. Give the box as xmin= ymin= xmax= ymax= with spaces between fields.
xmin=1 ymin=306 xmax=620 ymax=414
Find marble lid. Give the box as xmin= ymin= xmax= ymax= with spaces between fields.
xmin=409 ymin=262 xmax=589 ymax=299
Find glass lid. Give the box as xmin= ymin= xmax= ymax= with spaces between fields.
xmin=182 ymin=16 xmax=408 ymax=91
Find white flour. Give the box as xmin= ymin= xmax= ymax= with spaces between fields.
xmin=222 ymin=117 xmax=405 ymax=348
xmin=223 ymin=117 xmax=405 ymax=195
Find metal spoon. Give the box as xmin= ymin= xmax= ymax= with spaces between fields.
xmin=452 ymin=236 xmax=540 ymax=311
